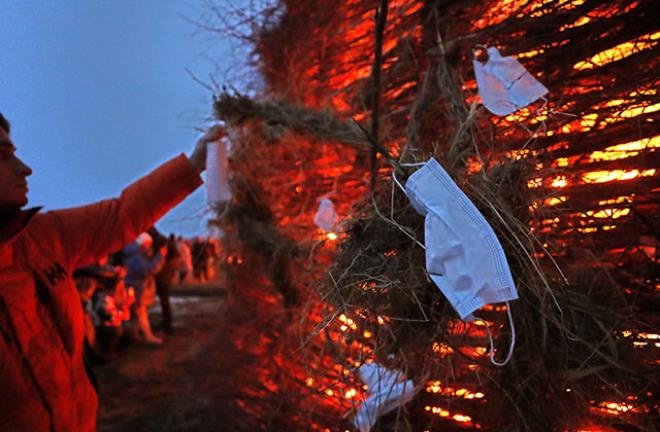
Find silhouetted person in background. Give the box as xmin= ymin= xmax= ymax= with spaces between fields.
xmin=177 ymin=235 xmax=193 ymax=284
xmin=123 ymin=232 xmax=165 ymax=344
xmin=153 ymin=232 xmax=181 ymax=332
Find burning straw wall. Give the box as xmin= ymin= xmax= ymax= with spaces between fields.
xmin=211 ymin=0 xmax=658 ymax=430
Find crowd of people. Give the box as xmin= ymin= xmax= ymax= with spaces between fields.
xmin=73 ymin=231 xmax=221 ymax=362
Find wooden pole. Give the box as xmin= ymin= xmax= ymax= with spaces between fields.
xmin=370 ymin=0 xmax=389 ymax=192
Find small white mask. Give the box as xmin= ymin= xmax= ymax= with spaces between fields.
xmin=473 ymin=46 xmax=548 ymax=116
xmin=403 ymin=158 xmax=518 ymax=320
xmin=402 ymin=158 xmax=518 ymax=365
xmin=206 ymin=138 xmax=232 ymax=204
xmin=314 ymin=197 xmax=338 ymax=232
xmin=353 ymin=363 xmax=416 ymax=432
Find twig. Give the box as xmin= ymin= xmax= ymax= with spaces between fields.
xmin=369 ymin=0 xmax=389 ymax=191
xmin=352 ymin=119 xmax=405 ymax=176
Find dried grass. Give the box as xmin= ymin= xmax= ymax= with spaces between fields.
xmin=208 ymin=0 xmax=659 ymax=430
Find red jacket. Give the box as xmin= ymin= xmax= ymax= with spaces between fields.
xmin=0 ymin=154 xmax=202 ymax=431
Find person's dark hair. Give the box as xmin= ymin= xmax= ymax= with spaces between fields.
xmin=0 ymin=112 xmax=10 ymax=134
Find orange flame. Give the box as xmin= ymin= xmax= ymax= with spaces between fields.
xmin=574 ymin=31 xmax=659 ymax=70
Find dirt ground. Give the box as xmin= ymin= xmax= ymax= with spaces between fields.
xmin=92 ymin=271 xmax=352 ymax=432
xmin=94 ymin=282 xmax=240 ymax=432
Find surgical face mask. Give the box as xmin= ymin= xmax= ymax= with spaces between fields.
xmin=399 ymin=158 xmax=518 ymax=365
xmin=473 ymin=46 xmax=548 ymax=116
xmin=353 ymin=363 xmax=416 ymax=432
xmin=206 ymin=138 xmax=232 ymax=205
xmin=314 ymin=197 xmax=338 ymax=232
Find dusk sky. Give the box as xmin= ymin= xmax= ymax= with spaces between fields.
xmin=1 ymin=1 xmax=251 ymax=237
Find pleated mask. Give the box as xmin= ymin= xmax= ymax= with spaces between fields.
xmin=206 ymin=138 xmax=232 ymax=204
xmin=400 ymin=157 xmax=519 ymax=365
xmin=473 ymin=46 xmax=548 ymax=116
xmin=353 ymin=363 xmax=416 ymax=432
xmin=313 ymin=197 xmax=338 ymax=232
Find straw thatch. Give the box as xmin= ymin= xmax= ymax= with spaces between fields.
xmin=207 ymin=0 xmax=658 ymax=430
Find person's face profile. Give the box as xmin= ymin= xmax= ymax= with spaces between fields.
xmin=0 ymin=128 xmax=33 ymax=213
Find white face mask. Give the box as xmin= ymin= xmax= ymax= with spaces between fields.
xmin=473 ymin=46 xmax=548 ymax=116
xmin=206 ymin=138 xmax=232 ymax=204
xmin=401 ymin=158 xmax=518 ymax=365
xmin=313 ymin=197 xmax=338 ymax=232
xmin=353 ymin=363 xmax=416 ymax=432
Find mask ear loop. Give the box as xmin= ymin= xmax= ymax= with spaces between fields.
xmin=392 ymin=170 xmax=407 ymax=196
xmin=391 ymin=168 xmax=426 ymax=251
xmin=477 ymin=302 xmax=516 ymax=367
xmin=391 ymin=162 xmax=427 ymax=201
xmin=392 ymin=162 xmax=428 ymax=240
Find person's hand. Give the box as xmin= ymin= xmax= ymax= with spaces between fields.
xmin=188 ymin=124 xmax=225 ymax=173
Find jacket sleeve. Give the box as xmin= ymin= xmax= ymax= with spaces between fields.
xmin=33 ymin=154 xmax=203 ymax=270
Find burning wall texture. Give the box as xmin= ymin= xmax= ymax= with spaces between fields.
xmin=212 ymin=0 xmax=658 ymax=430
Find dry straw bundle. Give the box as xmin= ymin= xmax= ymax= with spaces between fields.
xmin=209 ymin=0 xmax=658 ymax=430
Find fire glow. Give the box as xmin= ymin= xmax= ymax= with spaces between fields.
xmin=237 ymin=0 xmax=659 ymax=430
xmin=590 ymin=396 xmax=649 ymax=417
xmin=424 ymin=406 xmax=479 ymax=427
xmin=425 ymin=380 xmax=485 ymax=400
xmin=573 ymin=31 xmax=659 ymax=70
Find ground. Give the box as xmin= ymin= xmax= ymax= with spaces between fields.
xmin=95 ymin=281 xmax=238 ymax=432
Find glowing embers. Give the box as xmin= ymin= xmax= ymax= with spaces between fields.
xmin=550 ymin=176 xmax=568 ymax=188
xmin=619 ymin=330 xmax=660 ymax=349
xmin=528 ymin=0 xmax=585 ymax=16
xmin=589 ymin=136 xmax=659 ymax=162
xmin=573 ymin=31 xmax=660 ymax=70
xmin=425 ymin=406 xmax=475 ymax=423
xmin=590 ymin=395 xmax=652 ymax=417
xmin=320 ymin=0 xmax=422 ymax=113
xmin=582 ymin=206 xmax=630 ymax=220
xmin=226 ymin=254 xmax=244 ymax=265
xmin=424 ymin=388 xmax=482 ymax=427
xmin=598 ymin=90 xmax=660 ymax=120
xmin=559 ymin=0 xmax=640 ymax=32
xmin=355 ymin=278 xmax=397 ymax=295
xmin=582 ymin=168 xmax=656 ymax=184
xmin=425 ymin=380 xmax=485 ymax=400
xmin=597 ymin=401 xmax=632 ymax=414
xmin=535 ymin=165 xmax=655 ymax=190
xmin=338 ymin=313 xmax=358 ymax=332
xmin=432 ymin=342 xmax=454 ymax=357
xmin=544 ymin=195 xmax=568 ymax=206
xmin=559 ymin=14 xmax=591 ymax=32
xmin=576 ymin=207 xmax=630 ymax=234
xmin=443 ymin=319 xmax=490 ymax=359
xmin=345 ymin=388 xmax=358 ymax=399
xmin=383 ymin=80 xmax=416 ymax=101
xmin=558 ymin=94 xmax=659 ymax=134
xmin=472 ymin=0 xmax=586 ymax=29
xmin=471 ymin=0 xmax=524 ymax=29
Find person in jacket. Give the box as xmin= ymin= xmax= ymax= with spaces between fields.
xmin=90 ymin=264 xmax=133 ymax=359
xmin=153 ymin=232 xmax=181 ymax=332
xmin=73 ymin=264 xmax=115 ymax=362
xmin=0 ymin=111 xmax=222 ymax=432
xmin=123 ymin=232 xmax=165 ymax=344
xmin=177 ymin=236 xmax=193 ymax=284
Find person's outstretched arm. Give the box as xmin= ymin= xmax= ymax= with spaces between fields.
xmin=25 ymin=125 xmax=225 ymax=271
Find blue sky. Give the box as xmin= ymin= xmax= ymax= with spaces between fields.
xmin=1 ymin=1 xmax=250 ymax=237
